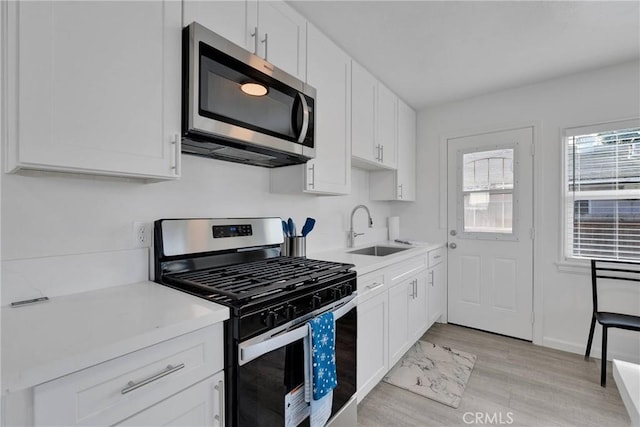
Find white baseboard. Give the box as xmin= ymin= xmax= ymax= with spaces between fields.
xmin=543 ymin=336 xmax=640 ymax=364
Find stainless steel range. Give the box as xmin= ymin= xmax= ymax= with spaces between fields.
xmin=153 ymin=218 xmax=357 ymax=427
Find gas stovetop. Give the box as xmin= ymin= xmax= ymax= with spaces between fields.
xmin=153 ymin=218 xmax=357 ymax=340
xmin=164 ymin=256 xmax=354 ymax=304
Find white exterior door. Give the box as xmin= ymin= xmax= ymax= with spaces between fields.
xmin=447 ymin=127 xmax=534 ymax=340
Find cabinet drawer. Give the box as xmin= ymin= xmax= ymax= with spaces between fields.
xmin=386 ymin=255 xmax=427 ymax=288
xmin=428 ymin=248 xmax=444 ymax=267
xmin=34 ymin=324 xmax=223 ymax=426
xmin=357 ymin=271 xmax=386 ymax=302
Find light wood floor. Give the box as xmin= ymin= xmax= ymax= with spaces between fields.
xmin=357 ymin=323 xmax=631 ymax=427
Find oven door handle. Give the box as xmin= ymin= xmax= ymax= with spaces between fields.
xmin=240 ymin=323 xmax=308 ymax=366
xmin=238 ymin=296 xmax=357 ymax=366
xmin=332 ymin=297 xmax=357 ymax=321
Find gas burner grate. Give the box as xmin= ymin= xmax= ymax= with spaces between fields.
xmin=165 ymin=257 xmax=353 ymax=303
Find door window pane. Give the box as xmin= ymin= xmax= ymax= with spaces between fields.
xmin=462 ymin=149 xmax=514 ymax=234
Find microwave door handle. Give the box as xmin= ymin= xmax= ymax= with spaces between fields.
xmin=295 ymin=93 xmax=310 ymax=143
xmin=239 ymin=323 xmax=308 ymax=366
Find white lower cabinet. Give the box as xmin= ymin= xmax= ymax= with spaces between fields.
xmin=32 ymin=324 xmax=224 ymax=426
xmin=356 ymin=247 xmax=445 ymax=402
xmin=118 ymin=371 xmax=224 ymax=427
xmin=356 ymin=282 xmax=388 ymax=403
xmin=388 ymin=269 xmax=429 ymax=367
xmin=428 ymin=247 xmax=445 ymax=327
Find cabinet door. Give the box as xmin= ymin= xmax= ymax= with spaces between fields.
xmin=409 ymin=270 xmax=429 ymax=341
xmin=397 ymin=99 xmax=417 ymax=201
xmin=357 ymin=291 xmax=388 ymax=403
xmin=118 ymin=372 xmax=224 ymax=426
xmin=388 ymin=281 xmax=410 ymax=367
xmin=183 ymin=0 xmax=255 ymax=51
xmin=6 ymin=1 xmax=181 ymax=179
xmin=376 ymin=82 xmax=398 ymax=169
xmin=428 ymin=263 xmax=444 ymax=327
xmin=256 ymin=1 xmax=306 ymax=79
xmin=351 ymin=61 xmax=377 ymax=163
xmin=305 ymin=24 xmax=351 ymax=195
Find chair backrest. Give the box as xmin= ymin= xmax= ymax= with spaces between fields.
xmin=591 ymin=259 xmax=640 ymax=314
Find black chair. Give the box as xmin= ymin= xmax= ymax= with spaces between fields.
xmin=585 ymin=259 xmax=640 ymax=387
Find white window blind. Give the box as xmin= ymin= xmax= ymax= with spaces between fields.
xmin=565 ymin=121 xmax=640 ymax=261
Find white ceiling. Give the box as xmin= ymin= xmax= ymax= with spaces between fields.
xmin=288 ymin=1 xmax=640 ymax=109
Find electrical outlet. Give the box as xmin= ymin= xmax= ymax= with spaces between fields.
xmin=133 ymin=221 xmax=151 ymax=248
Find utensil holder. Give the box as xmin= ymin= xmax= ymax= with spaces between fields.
xmin=288 ymin=236 xmax=306 ymax=257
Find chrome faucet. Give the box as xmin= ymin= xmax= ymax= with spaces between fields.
xmin=348 ymin=204 xmax=373 ymax=248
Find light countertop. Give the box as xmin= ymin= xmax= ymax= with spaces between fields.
xmin=310 ymin=240 xmax=444 ymax=275
xmin=1 ymin=281 xmax=229 ymax=394
xmin=613 ymin=359 xmax=640 ymax=427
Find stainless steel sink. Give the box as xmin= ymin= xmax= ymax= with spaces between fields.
xmin=348 ymin=245 xmax=410 ymax=256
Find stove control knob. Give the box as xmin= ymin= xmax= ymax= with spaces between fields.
xmin=344 ymin=283 xmax=353 ymax=295
xmin=262 ymin=310 xmax=278 ymax=327
xmin=311 ymin=294 xmax=322 ymax=309
xmin=331 ymin=287 xmax=344 ymax=300
xmin=285 ymin=304 xmax=296 ymax=319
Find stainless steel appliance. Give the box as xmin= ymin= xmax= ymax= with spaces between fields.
xmin=153 ymin=218 xmax=357 ymax=427
xmin=182 ymin=23 xmax=316 ymax=168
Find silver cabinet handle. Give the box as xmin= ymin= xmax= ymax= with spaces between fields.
xmin=449 ymin=242 xmax=457 ymax=249
xmin=214 ymin=379 xmax=225 ymax=426
xmin=429 ymin=270 xmax=434 ymax=286
xmin=398 ymin=184 xmax=403 ymax=199
xmin=251 ymin=27 xmax=259 ymax=54
xmin=308 ymin=163 xmax=315 ymax=189
xmin=121 ymin=363 xmax=185 ymax=394
xmin=381 ymin=144 xmax=384 ymax=163
xmin=171 ymin=134 xmax=181 ymax=176
xmin=261 ymin=33 xmax=268 ymax=60
xmin=366 ymin=282 xmax=384 ymax=291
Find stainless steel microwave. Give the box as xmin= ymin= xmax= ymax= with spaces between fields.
xmin=182 ymin=22 xmax=316 ymax=168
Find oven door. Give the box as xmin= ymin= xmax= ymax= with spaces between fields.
xmin=236 ymin=298 xmax=356 ymax=427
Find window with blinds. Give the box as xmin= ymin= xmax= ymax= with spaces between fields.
xmin=565 ymin=121 xmax=640 ymax=261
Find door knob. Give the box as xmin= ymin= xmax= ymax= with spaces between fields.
xmin=450 ymin=230 xmax=457 ymax=236
xmin=449 ymin=242 xmax=457 ymax=249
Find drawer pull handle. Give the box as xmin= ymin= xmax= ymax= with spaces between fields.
xmin=121 ymin=363 xmax=185 ymax=395
xmin=214 ymin=379 xmax=225 ymax=426
xmin=433 ymin=255 xmax=441 ymax=259
xmin=366 ymin=282 xmax=384 ymax=291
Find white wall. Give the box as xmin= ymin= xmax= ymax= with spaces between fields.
xmin=1 ymin=158 xmax=391 ymax=300
xmin=392 ymin=60 xmax=640 ymax=362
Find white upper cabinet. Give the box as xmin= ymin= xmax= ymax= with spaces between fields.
xmin=351 ymin=61 xmax=378 ymax=164
xmin=256 ymin=1 xmax=306 ymax=80
xmin=3 ymin=1 xmax=181 ymax=180
xmin=370 ymin=98 xmax=417 ymax=201
xmin=376 ymin=82 xmax=398 ymax=169
xmin=351 ymin=61 xmax=398 ymax=170
xmin=183 ymin=0 xmax=254 ymax=49
xmin=270 ymin=24 xmax=351 ymax=195
xmin=183 ymin=0 xmax=306 ymax=81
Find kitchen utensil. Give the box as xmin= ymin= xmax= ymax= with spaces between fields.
xmin=301 ymin=217 xmax=316 ymax=237
xmin=282 ymin=220 xmax=289 ymax=237
xmin=287 ymin=218 xmax=296 ymax=237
